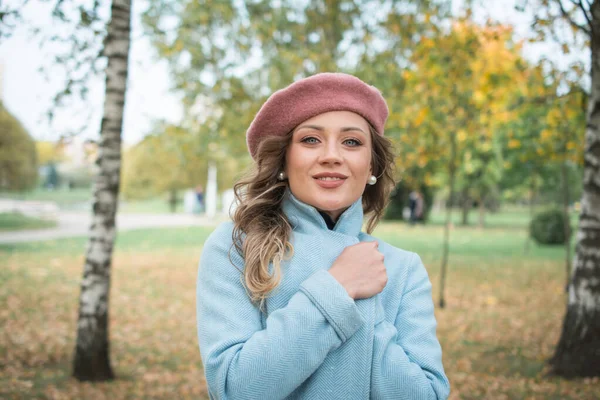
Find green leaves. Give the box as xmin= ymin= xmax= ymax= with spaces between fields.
xmin=0 ymin=103 xmax=38 ymax=192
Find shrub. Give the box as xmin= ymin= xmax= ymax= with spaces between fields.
xmin=529 ymin=208 xmax=571 ymax=245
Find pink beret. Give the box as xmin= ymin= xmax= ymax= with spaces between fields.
xmin=246 ymin=72 xmax=389 ymax=159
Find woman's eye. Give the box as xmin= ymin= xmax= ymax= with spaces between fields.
xmin=301 ymin=137 xmax=319 ymax=144
xmin=343 ymin=139 xmax=361 ymax=147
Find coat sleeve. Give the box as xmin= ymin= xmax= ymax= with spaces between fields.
xmin=197 ymin=224 xmax=366 ymax=400
xmin=370 ymin=252 xmax=450 ymax=400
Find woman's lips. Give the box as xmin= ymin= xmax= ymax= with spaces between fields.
xmin=314 ymin=176 xmax=346 ymax=189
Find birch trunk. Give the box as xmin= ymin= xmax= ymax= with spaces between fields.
xmin=551 ymin=1 xmax=600 ymax=377
xmin=72 ymin=0 xmax=131 ymax=381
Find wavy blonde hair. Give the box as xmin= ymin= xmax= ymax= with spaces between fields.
xmin=232 ymin=125 xmax=395 ymax=307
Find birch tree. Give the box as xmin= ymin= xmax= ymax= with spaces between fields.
xmin=3 ymin=0 xmax=132 ymax=380
xmin=72 ymin=0 xmax=131 ymax=381
xmin=524 ymin=0 xmax=600 ymax=377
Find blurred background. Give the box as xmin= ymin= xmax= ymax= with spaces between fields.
xmin=1 ymin=0 xmax=598 ymax=399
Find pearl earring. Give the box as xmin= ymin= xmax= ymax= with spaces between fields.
xmin=368 ymin=175 xmax=377 ymax=185
xmin=278 ymin=171 xmax=286 ymax=181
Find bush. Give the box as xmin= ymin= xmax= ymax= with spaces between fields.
xmin=529 ymin=208 xmax=571 ymax=245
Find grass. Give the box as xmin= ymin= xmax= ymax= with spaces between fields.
xmin=1 ymin=188 xmax=92 ymax=209
xmin=1 ymin=222 xmax=598 ymax=399
xmin=0 ymin=212 xmax=57 ymax=232
xmin=1 ymin=188 xmax=184 ymax=214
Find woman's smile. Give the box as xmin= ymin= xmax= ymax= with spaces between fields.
xmin=313 ymin=172 xmax=348 ymax=188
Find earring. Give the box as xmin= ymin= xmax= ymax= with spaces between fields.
xmin=278 ymin=171 xmax=286 ymax=181
xmin=368 ymin=175 xmax=377 ymax=185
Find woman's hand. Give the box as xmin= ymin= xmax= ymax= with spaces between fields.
xmin=328 ymin=241 xmax=387 ymax=300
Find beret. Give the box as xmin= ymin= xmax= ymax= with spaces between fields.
xmin=246 ymin=72 xmax=389 ymax=159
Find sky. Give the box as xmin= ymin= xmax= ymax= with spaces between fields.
xmin=0 ymin=0 xmax=587 ymax=146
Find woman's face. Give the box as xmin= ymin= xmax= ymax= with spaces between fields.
xmin=285 ymin=111 xmax=372 ymax=221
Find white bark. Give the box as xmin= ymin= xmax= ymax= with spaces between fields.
xmin=552 ymin=0 xmax=600 ymax=377
xmin=73 ymin=0 xmax=131 ymax=381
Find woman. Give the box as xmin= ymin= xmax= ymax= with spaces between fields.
xmin=197 ymin=73 xmax=450 ymax=399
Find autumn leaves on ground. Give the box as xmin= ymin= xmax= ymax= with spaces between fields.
xmin=1 ymin=221 xmax=599 ymax=400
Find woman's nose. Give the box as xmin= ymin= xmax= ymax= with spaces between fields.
xmin=319 ymin=142 xmax=343 ymax=164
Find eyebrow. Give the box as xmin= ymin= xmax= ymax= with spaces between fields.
xmin=295 ymin=124 xmax=367 ymax=134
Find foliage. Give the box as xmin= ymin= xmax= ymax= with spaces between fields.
xmin=36 ymin=141 xmax=65 ymax=165
xmin=121 ymin=122 xmax=242 ymax=199
xmin=499 ymin=64 xmax=586 ymax=205
xmin=530 ymin=208 xmax=571 ymax=245
xmin=0 ymin=103 xmax=38 ymax=192
xmin=142 ymin=0 xmax=451 ymax=169
xmin=385 ymin=20 xmax=528 ymax=204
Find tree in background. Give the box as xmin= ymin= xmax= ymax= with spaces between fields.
xmin=393 ymin=19 xmax=528 ymax=306
xmin=121 ymin=121 xmax=240 ymax=211
xmin=72 ymin=0 xmax=132 ymax=382
xmin=0 ymin=102 xmax=38 ymax=192
xmin=524 ymin=0 xmax=600 ymax=377
xmin=5 ymin=0 xmax=134 ymax=380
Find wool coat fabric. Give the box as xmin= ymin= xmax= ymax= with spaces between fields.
xmin=197 ymin=192 xmax=450 ymax=399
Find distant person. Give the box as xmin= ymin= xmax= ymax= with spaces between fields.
xmin=409 ymin=190 xmax=419 ymax=223
xmin=196 ymin=73 xmax=450 ymax=399
xmin=415 ymin=190 xmax=425 ymax=222
xmin=195 ymin=185 xmax=205 ymax=213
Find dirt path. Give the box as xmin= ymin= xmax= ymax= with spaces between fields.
xmin=0 ymin=212 xmax=221 ymax=244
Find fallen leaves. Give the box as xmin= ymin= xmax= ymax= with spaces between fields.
xmin=1 ymin=241 xmax=599 ymax=399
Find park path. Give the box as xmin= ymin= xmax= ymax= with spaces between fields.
xmin=0 ymin=211 xmax=221 ymax=244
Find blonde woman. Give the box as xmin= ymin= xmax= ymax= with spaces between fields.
xmin=197 ymin=73 xmax=450 ymax=399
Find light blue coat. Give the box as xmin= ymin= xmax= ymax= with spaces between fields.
xmin=197 ymin=192 xmax=450 ymax=399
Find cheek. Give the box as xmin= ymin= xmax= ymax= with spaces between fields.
xmin=285 ymin=146 xmax=307 ymax=175
xmin=352 ymin=153 xmax=372 ymax=179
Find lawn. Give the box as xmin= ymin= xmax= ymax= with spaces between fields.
xmin=1 ymin=222 xmax=598 ymax=399
xmin=0 ymin=212 xmax=57 ymax=232
xmin=1 ymin=188 xmax=184 ymax=213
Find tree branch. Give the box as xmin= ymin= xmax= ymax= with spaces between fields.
xmin=558 ymin=0 xmax=591 ymax=36
xmin=570 ymin=0 xmax=593 ymax=28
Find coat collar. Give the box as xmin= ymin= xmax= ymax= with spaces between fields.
xmin=281 ymin=190 xmax=364 ymax=237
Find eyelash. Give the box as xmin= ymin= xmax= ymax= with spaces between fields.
xmin=300 ymin=137 xmax=363 ymax=147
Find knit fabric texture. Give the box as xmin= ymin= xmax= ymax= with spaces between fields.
xmin=197 ymin=192 xmax=450 ymax=399
xmin=245 ymin=72 xmax=389 ymax=159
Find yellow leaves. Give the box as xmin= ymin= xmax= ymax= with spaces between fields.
xmin=485 ymin=296 xmax=498 ymax=306
xmin=473 ymin=90 xmax=486 ymax=105
xmin=566 ymin=141 xmax=578 ymax=150
xmin=173 ymin=39 xmax=184 ymax=52
xmin=414 ymin=108 xmax=429 ymax=127
xmin=36 ymin=141 xmax=64 ymax=165
xmin=418 ymin=154 xmax=428 ymax=168
xmin=508 ymin=139 xmax=522 ymax=149
xmin=457 ymin=130 xmax=468 ymax=142
xmin=540 ymin=129 xmax=552 ymax=141
xmin=546 ymin=108 xmax=562 ymax=126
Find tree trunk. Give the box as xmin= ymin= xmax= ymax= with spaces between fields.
xmin=561 ymin=162 xmax=572 ymax=292
xmin=551 ymin=2 xmax=600 ymax=377
xmin=524 ymin=173 xmax=536 ymax=254
xmin=478 ymin=195 xmax=486 ymax=229
xmin=461 ymin=188 xmax=470 ymax=226
xmin=169 ymin=189 xmax=178 ymax=213
xmin=439 ymin=133 xmax=457 ymax=309
xmin=73 ymin=0 xmax=131 ymax=382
